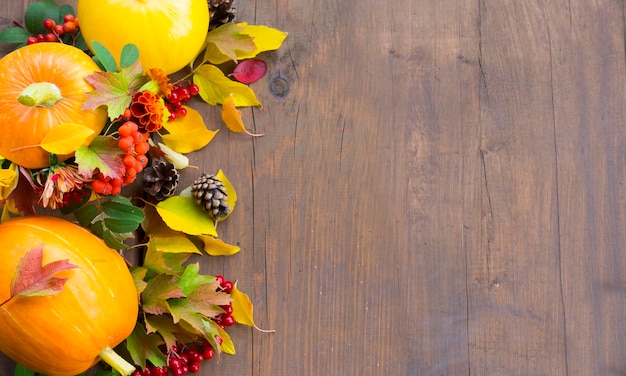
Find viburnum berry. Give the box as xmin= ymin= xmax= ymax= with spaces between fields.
xmin=222 ymin=280 xmax=234 ymax=293
xmin=44 ymin=33 xmax=57 ymax=42
xmin=221 ymin=303 xmax=233 ymax=315
xmin=36 ymin=34 xmax=45 ymax=42
xmin=131 ymin=370 xmax=142 ymax=376
xmin=26 ymin=36 xmax=38 ymax=45
xmin=215 ymin=275 xmax=225 ymax=286
xmin=189 ymin=362 xmax=201 ymax=374
xmin=63 ymin=21 xmax=77 ymax=34
xmin=188 ymin=84 xmax=200 ymax=96
xmin=185 ymin=348 xmax=203 ymax=363
xmin=221 ymin=314 xmax=236 ymax=327
xmin=54 ymin=24 xmax=65 ymax=36
xmin=201 ymin=345 xmax=214 ymax=360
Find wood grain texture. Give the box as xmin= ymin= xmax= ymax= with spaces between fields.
xmin=1 ymin=0 xmax=625 ymax=375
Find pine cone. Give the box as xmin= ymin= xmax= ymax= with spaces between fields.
xmin=209 ymin=0 xmax=236 ymax=30
xmin=143 ymin=160 xmax=180 ymax=201
xmin=191 ymin=173 xmax=231 ymax=220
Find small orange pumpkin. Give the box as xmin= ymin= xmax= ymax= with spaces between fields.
xmin=0 ymin=216 xmax=138 ymax=376
xmin=0 ymin=43 xmax=107 ymax=169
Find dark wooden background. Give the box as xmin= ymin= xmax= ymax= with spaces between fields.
xmin=2 ymin=0 xmax=626 ymax=375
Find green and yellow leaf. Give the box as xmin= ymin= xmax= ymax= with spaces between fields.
xmin=193 ymin=64 xmax=261 ymax=107
xmin=156 ymin=196 xmax=218 ymax=236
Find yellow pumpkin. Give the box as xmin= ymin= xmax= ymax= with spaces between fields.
xmin=0 ymin=216 xmax=138 ymax=376
xmin=77 ymin=0 xmax=210 ymax=75
xmin=0 ymin=43 xmax=107 ymax=169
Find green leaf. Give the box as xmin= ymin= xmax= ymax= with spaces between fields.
xmin=178 ymin=263 xmax=215 ymax=296
xmin=126 ymin=324 xmax=168 ymax=370
xmin=204 ymin=23 xmax=256 ymax=64
xmin=0 ymin=27 xmax=30 ymax=44
xmin=102 ymin=197 xmax=145 ymax=223
xmin=143 ymin=246 xmax=190 ymax=277
xmin=103 ymin=217 xmax=141 ymax=233
xmin=130 ymin=266 xmax=148 ymax=296
xmin=142 ymin=274 xmax=185 ymax=315
xmin=156 ymin=196 xmax=218 ymax=236
xmin=14 ymin=364 xmax=35 ymax=376
xmin=193 ymin=65 xmax=261 ymax=107
xmin=92 ymin=40 xmax=118 ymax=72
xmin=91 ymin=220 xmax=130 ymax=250
xmin=120 ymin=44 xmax=140 ymax=68
xmin=25 ymin=1 xmax=59 ymax=35
xmin=74 ymin=202 xmax=98 ymax=227
xmin=58 ymin=4 xmax=75 ymax=22
xmin=75 ymin=136 xmax=124 ymax=179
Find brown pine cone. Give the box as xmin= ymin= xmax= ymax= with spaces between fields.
xmin=142 ymin=159 xmax=180 ymax=201
xmin=191 ymin=173 xmax=231 ymax=220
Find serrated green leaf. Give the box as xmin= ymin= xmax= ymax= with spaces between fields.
xmin=156 ymin=196 xmax=218 ymax=236
xmin=120 ymin=44 xmax=140 ymax=68
xmin=204 ymin=23 xmax=256 ymax=64
xmin=143 ymin=246 xmax=190 ymax=277
xmin=145 ymin=315 xmax=197 ymax=351
xmin=193 ymin=64 xmax=261 ymax=107
xmin=178 ymin=263 xmax=215 ymax=296
xmin=126 ymin=324 xmax=168 ymax=370
xmin=92 ymin=40 xmax=118 ymax=72
xmin=75 ymin=136 xmax=124 ymax=179
xmin=142 ymin=274 xmax=185 ymax=315
xmin=0 ymin=27 xmax=31 ymax=44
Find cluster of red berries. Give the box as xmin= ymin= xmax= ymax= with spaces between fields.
xmin=132 ymin=339 xmax=221 ymax=376
xmin=26 ymin=15 xmax=79 ymax=45
xmin=165 ymin=83 xmax=200 ymax=121
xmin=90 ymin=120 xmax=150 ymax=195
xmin=214 ymin=274 xmax=236 ymax=328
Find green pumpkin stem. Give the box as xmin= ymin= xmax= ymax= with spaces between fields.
xmin=17 ymin=82 xmax=63 ymax=108
xmin=99 ymin=346 xmax=136 ymax=376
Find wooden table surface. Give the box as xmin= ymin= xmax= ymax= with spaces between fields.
xmin=2 ymin=0 xmax=626 ymax=375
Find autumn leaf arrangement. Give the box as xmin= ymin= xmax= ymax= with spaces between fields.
xmin=0 ymin=0 xmax=285 ymax=375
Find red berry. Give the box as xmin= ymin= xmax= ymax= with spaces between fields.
xmin=186 ymin=349 xmax=203 ymax=363
xmin=118 ymin=136 xmax=134 ymax=152
xmin=36 ymin=34 xmax=45 ymax=42
xmin=222 ymin=280 xmax=234 ymax=293
xmin=131 ymin=371 xmax=142 ymax=376
xmin=215 ymin=275 xmax=225 ymax=286
xmin=133 ymin=132 xmax=145 ymax=143
xmin=142 ymin=366 xmax=152 ymax=376
xmin=202 ymin=346 xmax=214 ymax=360
xmin=44 ymin=33 xmax=57 ymax=42
xmin=54 ymin=24 xmax=65 ymax=36
xmin=168 ymin=112 xmax=177 ymax=121
xmin=168 ymin=357 xmax=181 ymax=369
xmin=215 ymin=335 xmax=223 ymax=345
xmin=136 ymin=154 xmax=149 ymax=167
xmin=222 ymin=314 xmax=235 ymax=326
xmin=176 ymin=107 xmax=187 ymax=118
xmin=43 ymin=18 xmax=56 ymax=30
xmin=167 ymin=92 xmax=179 ymax=103
xmin=179 ymin=353 xmax=189 ymax=365
xmin=221 ymin=304 xmax=233 ymax=315
xmin=63 ymin=14 xmax=75 ymax=23
xmin=134 ymin=160 xmax=145 ymax=173
xmin=126 ymin=167 xmax=137 ymax=180
xmin=26 ymin=36 xmax=38 ymax=45
xmin=123 ymin=154 xmax=137 ymax=169
xmin=170 ymin=101 xmax=182 ymax=109
xmin=63 ymin=21 xmax=76 ymax=34
xmin=189 ymin=362 xmax=201 ymax=374
xmin=91 ymin=179 xmax=106 ymax=194
xmin=135 ymin=141 xmax=150 ymax=155
xmin=118 ymin=123 xmax=133 ymax=138
xmin=188 ymin=84 xmax=199 ymax=96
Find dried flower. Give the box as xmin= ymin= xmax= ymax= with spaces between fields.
xmin=130 ymin=90 xmax=170 ymax=132
xmin=38 ymin=165 xmax=89 ymax=209
xmin=146 ymin=68 xmax=173 ymax=97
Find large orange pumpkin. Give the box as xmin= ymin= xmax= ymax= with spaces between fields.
xmin=77 ymin=0 xmax=210 ymax=75
xmin=0 ymin=216 xmax=138 ymax=376
xmin=0 ymin=43 xmax=107 ymax=169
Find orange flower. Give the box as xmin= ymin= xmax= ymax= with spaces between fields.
xmin=146 ymin=68 xmax=173 ymax=97
xmin=130 ymin=90 xmax=169 ymax=132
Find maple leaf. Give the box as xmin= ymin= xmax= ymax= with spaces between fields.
xmin=126 ymin=324 xmax=167 ymax=370
xmin=143 ymin=245 xmax=191 ymax=277
xmin=145 ymin=315 xmax=198 ymax=352
xmin=75 ymin=136 xmax=124 ymax=179
xmin=83 ymin=61 xmax=147 ymax=120
xmin=186 ymin=282 xmax=232 ymax=318
xmin=204 ymin=23 xmax=256 ymax=63
xmin=142 ymin=274 xmax=185 ymax=315
xmin=1 ymin=244 xmax=78 ymax=306
xmin=167 ymin=298 xmax=209 ymax=334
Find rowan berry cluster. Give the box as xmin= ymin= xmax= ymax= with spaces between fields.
xmin=26 ymin=15 xmax=79 ymax=45
xmin=90 ymin=120 xmax=150 ymax=195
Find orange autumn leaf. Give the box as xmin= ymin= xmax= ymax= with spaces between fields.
xmin=221 ymin=95 xmax=264 ymax=136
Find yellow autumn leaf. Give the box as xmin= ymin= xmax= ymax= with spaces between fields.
xmin=156 ymin=196 xmax=218 ymax=236
xmin=239 ymin=23 xmax=288 ymax=59
xmin=149 ymin=235 xmax=202 ymax=254
xmin=197 ymin=235 xmax=240 ymax=256
xmin=193 ymin=64 xmax=261 ymax=107
xmin=215 ymin=169 xmax=237 ymax=222
xmin=221 ymin=95 xmax=264 ymax=136
xmin=231 ymin=283 xmax=275 ymax=332
xmin=0 ymin=164 xmax=18 ymax=201
xmin=161 ymin=108 xmax=219 ymax=153
xmin=40 ymin=123 xmax=95 ymax=154
xmin=215 ymin=325 xmax=236 ymax=355
xmin=202 ymin=23 xmax=288 ymax=65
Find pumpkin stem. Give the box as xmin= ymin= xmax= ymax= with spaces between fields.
xmin=99 ymin=346 xmax=136 ymax=376
xmin=18 ymin=82 xmax=63 ymax=108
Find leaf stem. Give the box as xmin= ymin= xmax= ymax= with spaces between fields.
xmin=98 ymin=346 xmax=135 ymax=376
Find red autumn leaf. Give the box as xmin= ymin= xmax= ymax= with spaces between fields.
xmin=229 ymin=59 xmax=268 ymax=84
xmin=10 ymin=244 xmax=78 ymax=299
